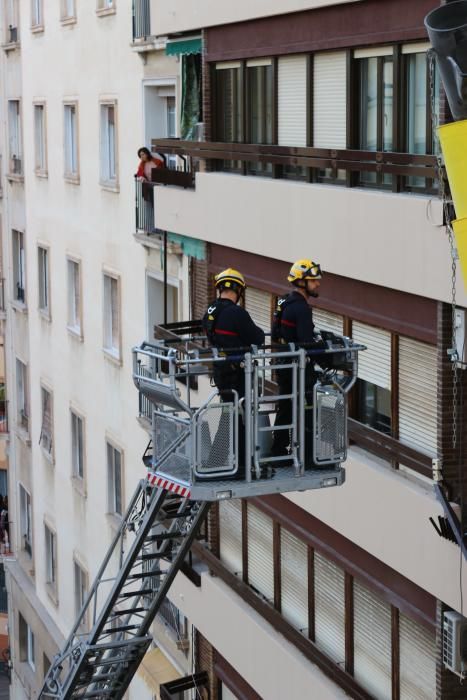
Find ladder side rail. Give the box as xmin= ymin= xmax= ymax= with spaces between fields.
xmin=244 ymin=353 xmax=253 ymax=482
xmin=298 ymin=348 xmax=306 ymax=475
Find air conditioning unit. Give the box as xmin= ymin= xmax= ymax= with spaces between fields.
xmin=443 ymin=611 xmax=467 ymax=678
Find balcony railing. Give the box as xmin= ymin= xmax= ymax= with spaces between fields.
xmin=151 ymin=138 xmax=438 ymax=193
xmin=132 ymin=0 xmax=151 ymax=41
xmin=0 ymin=279 xmax=5 ymax=313
xmin=135 ymin=177 xmax=156 ymax=235
xmin=10 ymin=155 xmax=22 ymax=176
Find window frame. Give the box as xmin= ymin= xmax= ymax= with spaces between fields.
xmin=19 ymin=613 xmax=35 ymax=670
xmin=12 ymin=229 xmax=26 ymax=307
xmin=102 ymin=271 xmax=121 ymax=362
xmin=67 ymin=256 xmax=83 ymax=339
xmin=39 ymin=384 xmax=54 ymax=460
xmin=63 ymin=100 xmax=79 ymax=183
xmin=4 ymin=0 xmax=20 ymax=46
xmin=99 ymin=100 xmax=119 ymax=190
xmin=16 ymin=358 xmax=29 ymax=434
xmin=37 ymin=244 xmax=50 ymax=318
xmin=30 ymin=0 xmax=43 ymax=31
xmin=73 ymin=556 xmax=88 ymax=626
xmin=44 ymin=521 xmax=58 ymax=601
xmin=60 ymin=0 xmax=76 ymax=23
xmin=19 ymin=483 xmax=32 ymax=556
xmin=96 ymin=0 xmax=116 ymax=17
xmin=33 ymin=102 xmax=47 ymax=175
xmin=70 ymin=408 xmax=85 ymax=486
xmin=106 ymin=440 xmax=123 ymax=519
xmin=7 ymin=99 xmax=22 ymax=177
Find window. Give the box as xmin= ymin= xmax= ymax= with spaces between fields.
xmin=74 ymin=559 xmax=88 ymax=620
xmin=97 ymin=0 xmax=115 ymax=13
xmin=100 ymin=103 xmax=117 ymax=186
xmin=166 ymin=96 xmax=176 ymax=138
xmin=19 ymin=485 xmax=32 ymax=555
xmin=39 ymin=386 xmax=53 ymax=455
xmin=61 ymin=0 xmax=76 ymax=20
xmin=403 ymin=45 xmax=439 ymax=190
xmin=355 ymin=51 xmax=393 ymax=187
xmin=38 ymin=246 xmax=50 ymax=315
xmin=8 ymin=100 xmax=22 ymax=175
xmin=5 ymin=0 xmax=19 ymax=43
xmin=31 ymin=0 xmax=43 ymax=28
xmin=107 ymin=442 xmax=123 ymax=516
xmin=215 ymin=63 xmax=242 ymax=171
xmin=44 ymin=523 xmax=57 ymax=592
xmin=12 ymin=229 xmax=26 ymax=304
xmin=64 ymin=103 xmax=79 ymax=180
xmin=34 ymin=103 xmax=47 ymax=173
xmin=352 ymin=321 xmax=392 ymax=435
xmin=67 ymin=258 xmax=82 ymax=336
xmin=19 ymin=613 xmax=35 ymax=670
xmin=16 ymin=359 xmax=29 ymax=432
xmin=246 ymin=60 xmax=273 ymax=175
xmin=71 ymin=411 xmax=84 ymax=480
xmin=103 ymin=273 xmax=120 ymax=359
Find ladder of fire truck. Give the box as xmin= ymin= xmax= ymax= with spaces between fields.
xmin=39 ymin=482 xmax=210 ymax=699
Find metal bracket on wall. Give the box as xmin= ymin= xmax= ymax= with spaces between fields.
xmin=433 ymin=483 xmax=467 ymax=560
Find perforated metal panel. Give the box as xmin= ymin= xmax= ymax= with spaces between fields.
xmin=196 ymin=403 xmax=235 ymax=475
xmin=278 ymin=55 xmax=308 ymax=147
xmin=153 ymin=413 xmax=191 ymax=472
xmin=219 ymin=500 xmax=243 ymax=578
xmin=313 ymin=51 xmax=347 ymax=148
xmin=354 ymin=580 xmax=392 ymax=700
xmin=313 ymin=307 xmax=344 ymax=335
xmin=314 ymin=552 xmax=345 ymax=664
xmin=352 ymin=321 xmax=391 ymax=390
xmin=280 ymin=528 xmax=308 ymax=633
xmin=247 ymin=505 xmax=274 ymax=603
xmin=400 ymin=613 xmax=436 ymax=700
xmin=398 ymin=336 xmax=437 ymax=456
xmin=314 ymin=385 xmax=346 ymax=464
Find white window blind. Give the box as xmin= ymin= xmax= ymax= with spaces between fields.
xmin=314 ymin=551 xmax=345 ymax=665
xmin=353 ymin=580 xmax=392 ymax=700
xmin=247 ymin=505 xmax=274 ymax=603
xmin=280 ymin=528 xmax=308 ymax=633
xmin=313 ymin=51 xmax=347 ymax=148
xmin=278 ymin=55 xmax=307 ymax=147
xmin=400 ymin=613 xmax=436 ymax=700
xmin=244 ymin=287 xmax=272 ymax=333
xmin=219 ymin=500 xmax=243 ymax=577
xmin=313 ymin=308 xmax=344 ymax=335
xmin=398 ymin=337 xmax=437 ymax=456
xmin=352 ymin=321 xmax=391 ymax=390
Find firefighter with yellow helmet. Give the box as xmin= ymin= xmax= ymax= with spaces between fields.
xmin=271 ymin=259 xmax=323 ymax=463
xmin=203 ymin=269 xmax=265 ymax=477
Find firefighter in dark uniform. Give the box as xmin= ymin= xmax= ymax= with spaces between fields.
xmin=271 ymin=259 xmax=323 ymax=466
xmin=203 ymin=269 xmax=265 ymax=476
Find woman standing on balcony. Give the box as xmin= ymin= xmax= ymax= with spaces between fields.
xmin=136 ymin=147 xmax=164 ymax=181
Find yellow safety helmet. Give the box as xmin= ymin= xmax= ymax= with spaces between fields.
xmin=287 ymin=259 xmax=322 ymax=284
xmin=214 ymin=268 xmax=246 ymax=291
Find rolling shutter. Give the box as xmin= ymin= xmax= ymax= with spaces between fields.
xmin=280 ymin=528 xmax=308 ymax=633
xmin=314 ymin=552 xmax=345 ymax=665
xmin=400 ymin=613 xmax=436 ymax=700
xmin=219 ymin=500 xmax=243 ymax=577
xmin=313 ymin=51 xmax=347 ymax=148
xmin=244 ymin=287 xmax=272 ymax=333
xmin=278 ymin=55 xmax=308 ymax=147
xmin=313 ymin=308 xmax=344 ymax=335
xmin=352 ymin=321 xmax=391 ymax=390
xmin=353 ymin=581 xmax=392 ymax=700
xmin=398 ymin=337 xmax=437 ymax=456
xmin=247 ymin=504 xmax=274 ymax=603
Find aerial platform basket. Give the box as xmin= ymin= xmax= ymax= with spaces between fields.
xmin=133 ymin=326 xmax=365 ymax=501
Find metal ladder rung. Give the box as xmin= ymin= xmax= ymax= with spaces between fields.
xmin=109 ymin=607 xmax=146 ymax=616
xmin=102 ymin=624 xmax=139 ymax=634
xmin=138 ymin=551 xmax=171 ymax=561
xmin=118 ymin=588 xmax=158 ymax=598
xmin=127 ymin=571 xmax=165 ymax=581
xmin=258 ymin=394 xmax=294 ymax=403
xmin=258 ymin=424 xmax=292 ymax=432
xmin=146 ymin=532 xmax=181 ymax=543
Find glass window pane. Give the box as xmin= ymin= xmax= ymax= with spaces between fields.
xmin=383 ymin=58 xmax=393 ymax=152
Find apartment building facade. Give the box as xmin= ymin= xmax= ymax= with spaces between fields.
xmin=0 ymin=1 xmax=205 ymax=698
xmin=1 ymin=0 xmax=466 ymax=699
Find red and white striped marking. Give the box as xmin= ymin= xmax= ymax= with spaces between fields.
xmin=147 ymin=471 xmax=191 ymax=498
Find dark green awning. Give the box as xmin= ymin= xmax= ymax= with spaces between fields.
xmin=166 ymin=38 xmax=201 ymax=56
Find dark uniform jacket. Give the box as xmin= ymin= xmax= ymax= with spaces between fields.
xmin=272 ymin=291 xmax=315 ymax=345
xmin=203 ymin=298 xmax=265 ymax=396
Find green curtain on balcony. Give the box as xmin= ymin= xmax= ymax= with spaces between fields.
xmin=180 ymin=53 xmax=202 ymax=140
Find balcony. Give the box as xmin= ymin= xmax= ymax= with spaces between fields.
xmin=131 ymin=0 xmax=165 ymax=50
xmin=151 ymin=0 xmax=360 ymax=36
xmin=149 ymin=139 xmax=461 ymax=306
